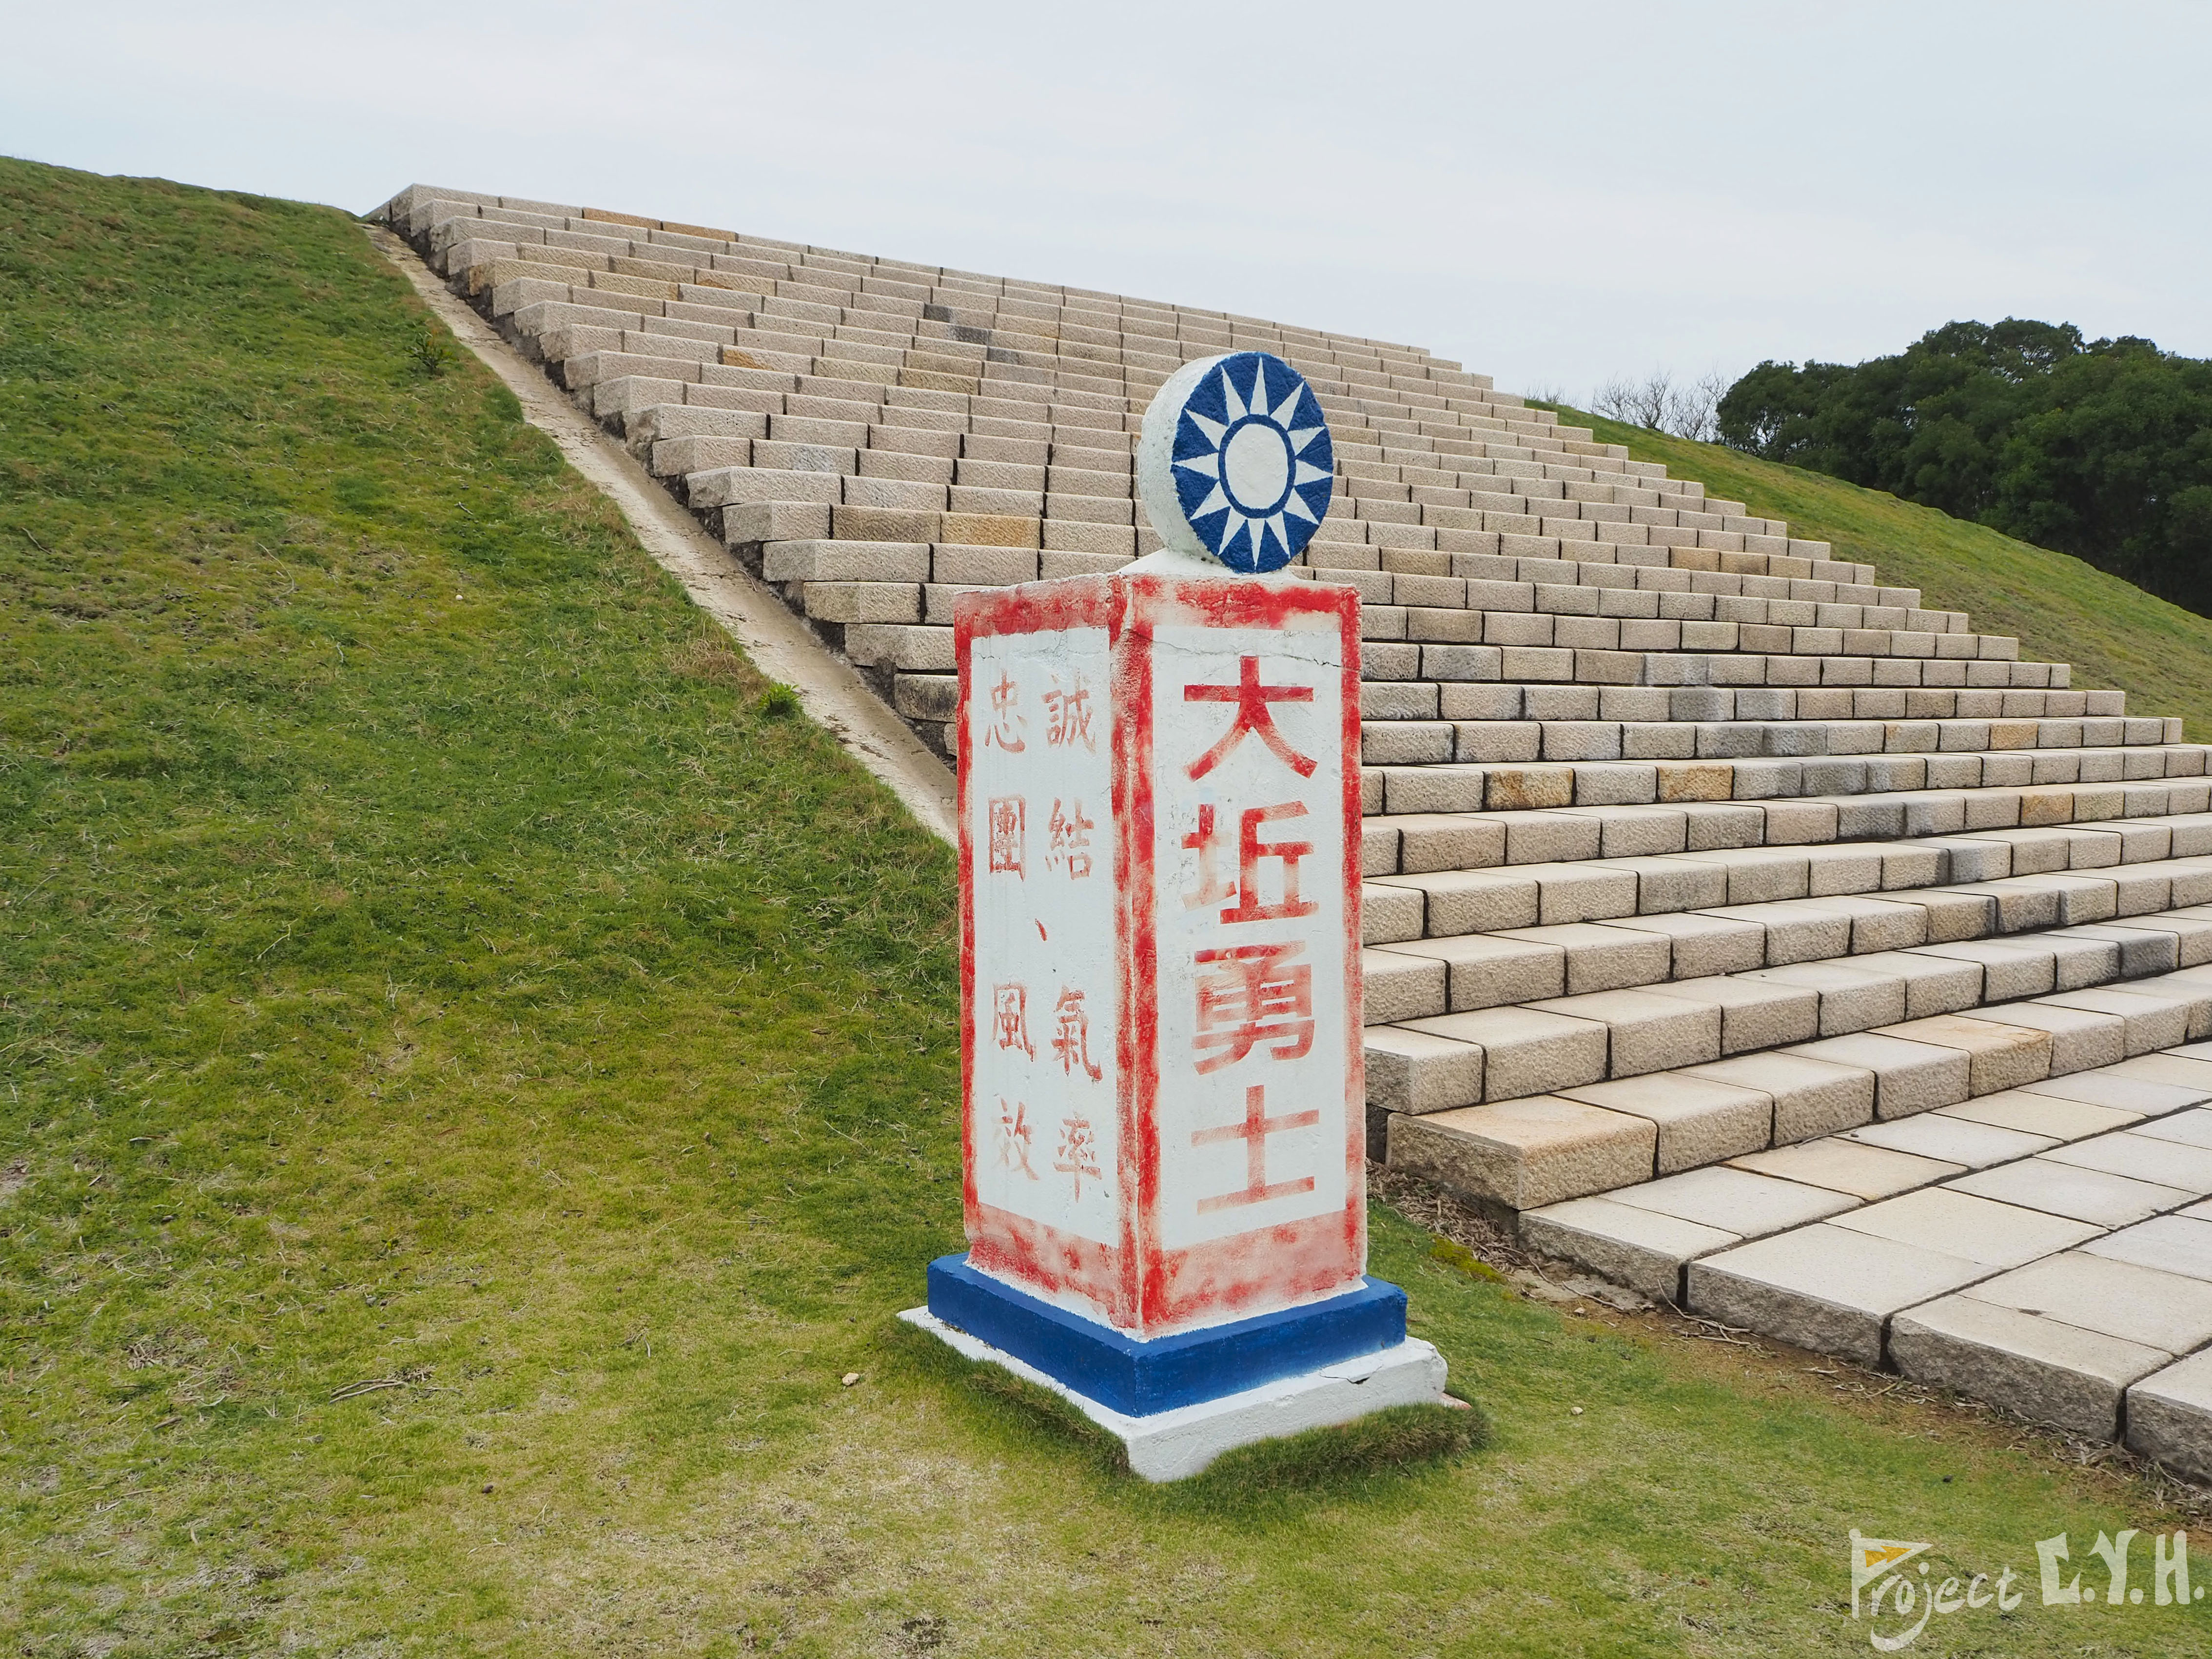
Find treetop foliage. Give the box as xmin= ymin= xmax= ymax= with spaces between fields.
xmin=1716 ymin=319 xmax=2212 ymax=612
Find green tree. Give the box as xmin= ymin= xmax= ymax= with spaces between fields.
xmin=1717 ymin=320 xmax=2212 ymax=611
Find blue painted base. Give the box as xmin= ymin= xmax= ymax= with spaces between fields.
xmin=924 ymin=1255 xmax=1408 ymax=1418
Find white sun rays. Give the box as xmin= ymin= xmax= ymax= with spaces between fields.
xmin=1174 ymin=360 xmax=1331 ymax=565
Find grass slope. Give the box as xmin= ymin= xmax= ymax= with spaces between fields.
xmin=1557 ymin=407 xmax=2212 ymax=740
xmin=2 ymin=157 xmax=2207 ymax=1656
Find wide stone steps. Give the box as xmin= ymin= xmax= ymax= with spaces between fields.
xmin=1364 ymin=862 xmax=2212 ymax=1037
xmin=1353 ymin=652 xmax=2067 ymax=706
xmin=1347 ymin=599 xmax=1981 ymax=652
xmin=1370 ymin=893 xmax=2212 ymax=1074
xmin=1368 ymin=897 xmax=2212 ymax=1032
xmin=1363 ymin=869 xmax=2212 ymax=1017
xmin=464 ymin=229 xmax=2016 ymax=666
xmin=1515 ymin=1047 xmax=2212 ymax=1300
xmin=1357 ymin=673 xmax=2110 ymax=717
xmin=1386 ymin=964 xmax=2212 ymax=1211
xmin=1352 ymin=747 xmax=2203 ymax=820
xmin=430 ymin=201 xmax=1899 ymax=583
xmin=1364 ymin=715 xmax=2156 ymax=765
xmin=1361 ymin=781 xmax=2207 ymax=873
xmin=1495 ymin=1045 xmax=2212 ymax=1463
xmin=689 ymin=493 xmax=1881 ymax=597
xmin=1362 ymin=808 xmax=2212 ymax=937
xmin=465 ymin=243 xmax=1506 ymax=416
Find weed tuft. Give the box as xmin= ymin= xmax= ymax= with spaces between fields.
xmin=1428 ymin=1237 xmax=1504 ymax=1282
xmin=406 ymin=319 xmax=460 ymax=378
xmin=756 ymin=682 xmax=801 ymax=719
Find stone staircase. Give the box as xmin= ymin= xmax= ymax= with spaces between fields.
xmin=378 ymin=184 xmax=2212 ymax=1480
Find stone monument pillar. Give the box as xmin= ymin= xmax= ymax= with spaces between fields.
xmin=904 ymin=351 xmax=1449 ymax=1479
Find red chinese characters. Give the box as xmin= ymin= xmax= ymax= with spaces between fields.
xmin=961 ymin=622 xmax=1120 ymax=1284
xmin=1042 ymin=671 xmax=1094 ymax=752
xmin=987 ymin=795 xmax=1026 ymax=877
xmin=1052 ymin=987 xmax=1103 ymax=1080
xmin=1191 ymin=1085 xmax=1322 ymax=1214
xmin=1044 ymin=798 xmax=1094 ymax=878
xmin=991 ymin=982 xmax=1036 ymax=1059
xmin=1183 ymin=654 xmax=1318 ymax=780
xmin=1191 ymin=940 xmax=1315 ymax=1073
xmin=1173 ymin=654 xmax=1335 ymax=1221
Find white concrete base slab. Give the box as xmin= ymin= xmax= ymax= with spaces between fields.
xmin=900 ymin=1308 xmax=1452 ymax=1481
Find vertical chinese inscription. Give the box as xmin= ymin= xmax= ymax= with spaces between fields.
xmin=965 ymin=627 xmax=1118 ymax=1251
xmin=1153 ymin=625 xmax=1351 ymax=1252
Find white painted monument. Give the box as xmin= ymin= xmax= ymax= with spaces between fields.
xmin=904 ymin=352 xmax=1449 ymax=1480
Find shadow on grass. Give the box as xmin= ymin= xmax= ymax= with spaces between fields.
xmin=877 ymin=1315 xmax=1489 ymax=1511
xmin=1175 ymin=1400 xmax=1488 ymax=1506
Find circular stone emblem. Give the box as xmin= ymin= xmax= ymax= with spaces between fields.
xmin=1135 ymin=351 xmax=1334 ymax=573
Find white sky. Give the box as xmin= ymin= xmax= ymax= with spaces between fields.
xmin=7 ymin=0 xmax=2208 ymax=400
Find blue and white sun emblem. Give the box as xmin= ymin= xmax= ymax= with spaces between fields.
xmin=1136 ymin=351 xmax=1334 ymax=573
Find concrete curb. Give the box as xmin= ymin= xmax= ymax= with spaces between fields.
xmin=362 ymin=224 xmax=958 ymax=847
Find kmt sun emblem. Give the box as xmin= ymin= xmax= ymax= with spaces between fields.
xmin=1138 ymin=351 xmax=1335 ymax=574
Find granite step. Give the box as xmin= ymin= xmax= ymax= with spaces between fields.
xmin=1385 ymin=971 xmax=2212 ymax=1218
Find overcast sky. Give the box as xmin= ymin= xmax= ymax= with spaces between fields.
xmin=7 ymin=1 xmax=2207 ymax=399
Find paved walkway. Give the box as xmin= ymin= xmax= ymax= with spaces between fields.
xmin=1524 ymin=1045 xmax=2212 ymax=1476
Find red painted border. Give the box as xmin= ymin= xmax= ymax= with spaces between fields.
xmin=1112 ymin=586 xmax=1150 ymax=1329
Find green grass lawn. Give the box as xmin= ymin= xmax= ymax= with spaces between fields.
xmin=1552 ymin=407 xmax=2212 ymax=740
xmin=3 ymin=156 xmax=2209 ymax=1656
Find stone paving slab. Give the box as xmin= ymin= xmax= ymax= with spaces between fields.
xmin=2135 ymin=1106 xmax=2212 ymax=1150
xmin=1606 ymin=1164 xmax=1858 ymax=1237
xmin=1876 ymin=1014 xmax=2054 ymax=1094
xmin=2126 ymin=1348 xmax=2212 ymax=1481
xmin=2043 ymin=1131 xmax=2212 ymax=1195
xmin=1727 ymin=1137 xmax=1963 ymax=1201
xmin=2043 ymin=986 xmax=2198 ymax=1054
xmin=1745 ymin=962 xmax=1904 ymax=1033
xmin=1891 ymin=1294 xmax=2171 ymax=1439
xmin=1528 ymin=989 xmax=1723 ymax=1077
xmin=1363 ymin=1026 xmax=1485 ymax=1115
xmin=1850 ymin=950 xmax=1986 ymax=1018
xmin=1688 ymin=1224 xmax=1992 ymax=1366
xmin=1982 ymin=1001 xmax=2126 ymax=1072
xmin=1783 ymin=1033 xmax=1970 ymax=1119
xmin=1950 ymin=1085 xmax=2143 ymax=1137
xmin=1517 ymin=1195 xmax=1737 ymax=1303
xmin=2105 ymin=1052 xmax=2212 ymax=1092
xmin=2080 ymin=1214 xmax=2212 ymax=1280
xmin=1406 ymin=1006 xmax=1607 ymax=1101
xmin=1945 ymin=1158 xmax=2194 ymax=1227
xmin=1845 ymin=1113 xmax=2055 ymax=1169
xmin=1639 ymin=975 xmax=1819 ymax=1054
xmin=1960 ymin=1251 xmax=2212 ymax=1353
xmin=1825 ymin=1188 xmax=2100 ymax=1268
